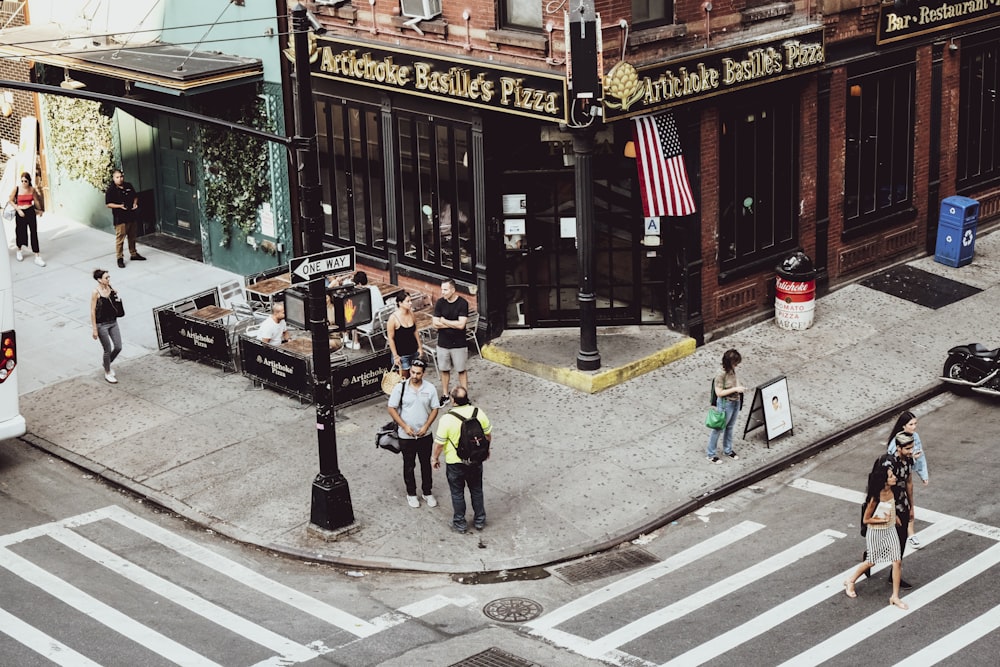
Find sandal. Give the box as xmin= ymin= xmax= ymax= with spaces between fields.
xmin=889 ymin=597 xmax=909 ymax=610
xmin=843 ymin=580 xmax=857 ymax=598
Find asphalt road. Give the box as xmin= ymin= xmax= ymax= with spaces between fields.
xmin=3 ymin=389 xmax=998 ymax=666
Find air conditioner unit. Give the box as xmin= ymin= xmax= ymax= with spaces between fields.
xmin=400 ymin=0 xmax=442 ymax=21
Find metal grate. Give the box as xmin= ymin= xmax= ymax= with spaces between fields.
xmin=549 ymin=546 xmax=659 ymax=585
xmin=447 ymin=647 xmax=541 ymax=667
xmin=482 ymin=597 xmax=543 ymax=623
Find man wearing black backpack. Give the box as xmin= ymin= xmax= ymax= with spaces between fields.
xmin=432 ymin=386 xmax=492 ymax=534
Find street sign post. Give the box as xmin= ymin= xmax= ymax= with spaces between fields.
xmin=289 ymin=247 xmax=355 ymax=284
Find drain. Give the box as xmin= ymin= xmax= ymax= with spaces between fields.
xmin=550 ymin=546 xmax=659 ymax=585
xmin=482 ymin=597 xmax=543 ymax=623
xmin=447 ymin=647 xmax=540 ymax=667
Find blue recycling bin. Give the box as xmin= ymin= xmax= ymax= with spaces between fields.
xmin=934 ymin=196 xmax=979 ymax=267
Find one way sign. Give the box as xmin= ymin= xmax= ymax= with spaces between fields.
xmin=289 ymin=247 xmax=356 ymax=284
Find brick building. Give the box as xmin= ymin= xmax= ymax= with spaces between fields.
xmin=297 ymin=1 xmax=1000 ymax=345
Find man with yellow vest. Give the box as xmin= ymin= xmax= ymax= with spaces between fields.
xmin=432 ymin=386 xmax=492 ymax=534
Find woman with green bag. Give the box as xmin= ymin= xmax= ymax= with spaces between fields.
xmin=705 ymin=349 xmax=745 ymax=464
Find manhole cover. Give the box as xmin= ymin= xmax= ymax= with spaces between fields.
xmin=482 ymin=597 xmax=543 ymax=622
xmin=550 ymin=546 xmax=659 ymax=585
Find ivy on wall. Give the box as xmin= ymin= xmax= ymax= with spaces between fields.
xmin=41 ymin=95 xmax=114 ymax=190
xmin=200 ymin=99 xmax=270 ymax=248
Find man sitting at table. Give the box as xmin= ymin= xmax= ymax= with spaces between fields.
xmin=257 ymin=303 xmax=289 ymax=346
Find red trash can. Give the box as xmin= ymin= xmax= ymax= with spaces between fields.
xmin=775 ymin=252 xmax=816 ymax=331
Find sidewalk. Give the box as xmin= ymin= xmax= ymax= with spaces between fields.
xmin=13 ymin=215 xmax=1000 ymax=573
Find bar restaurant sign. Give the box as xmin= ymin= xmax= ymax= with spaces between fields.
xmin=878 ymin=0 xmax=1000 ymax=44
xmin=310 ymin=36 xmax=567 ymax=123
xmin=603 ymin=27 xmax=825 ymax=122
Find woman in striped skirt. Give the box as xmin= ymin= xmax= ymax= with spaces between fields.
xmin=843 ymin=456 xmax=908 ymax=610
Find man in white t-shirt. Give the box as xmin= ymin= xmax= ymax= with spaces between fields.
xmin=256 ymin=303 xmax=289 ymax=346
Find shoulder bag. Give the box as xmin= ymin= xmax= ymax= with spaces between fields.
xmin=705 ymin=377 xmax=726 ymax=429
xmin=376 ymin=380 xmax=406 ymax=454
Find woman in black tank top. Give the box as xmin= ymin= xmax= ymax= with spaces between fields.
xmin=386 ymin=291 xmax=423 ymax=378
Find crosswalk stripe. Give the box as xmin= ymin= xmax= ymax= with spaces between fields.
xmin=0 ymin=508 xmax=112 ymax=548
xmin=0 ymin=545 xmax=222 ymax=667
xmin=661 ymin=516 xmax=964 ymax=666
xmin=581 ymin=529 xmax=844 ymax=660
xmin=100 ymin=505 xmax=380 ymax=638
xmin=776 ymin=541 xmax=1000 ymax=667
xmin=48 ymin=527 xmax=318 ymax=663
xmin=0 ymin=606 xmax=103 ymax=667
xmin=790 ymin=478 xmax=1000 ymax=540
xmin=526 ymin=520 xmax=765 ymax=635
xmin=892 ymin=603 xmax=1000 ymax=666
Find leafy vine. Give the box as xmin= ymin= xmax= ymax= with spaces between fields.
xmin=200 ymin=98 xmax=270 ymax=247
xmin=41 ymin=95 xmax=114 ymax=190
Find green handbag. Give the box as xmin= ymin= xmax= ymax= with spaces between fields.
xmin=705 ymin=406 xmax=726 ymax=429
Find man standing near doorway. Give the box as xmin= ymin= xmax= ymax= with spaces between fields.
xmin=432 ymin=279 xmax=469 ymax=405
xmin=105 ymin=169 xmax=145 ymax=268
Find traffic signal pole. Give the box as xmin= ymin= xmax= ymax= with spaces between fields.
xmin=291 ymin=3 xmax=354 ymax=530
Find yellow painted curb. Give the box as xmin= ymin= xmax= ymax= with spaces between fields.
xmin=482 ymin=336 xmax=697 ymax=393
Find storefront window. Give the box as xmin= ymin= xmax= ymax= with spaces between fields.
xmin=632 ymin=1 xmax=671 ymax=26
xmin=397 ymin=112 xmax=474 ymax=275
xmin=958 ymin=41 xmax=1000 ymax=190
xmin=718 ymin=98 xmax=798 ymax=272
xmin=844 ymin=60 xmax=914 ymax=231
xmin=316 ymin=100 xmax=385 ymax=253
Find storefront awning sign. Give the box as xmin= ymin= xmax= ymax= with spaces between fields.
xmin=877 ymin=0 xmax=1000 ymax=44
xmin=311 ymin=35 xmax=567 ymax=123
xmin=603 ymin=26 xmax=825 ymax=122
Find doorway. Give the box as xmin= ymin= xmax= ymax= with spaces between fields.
xmin=502 ymin=171 xmax=666 ymax=328
xmin=156 ymin=115 xmax=201 ymax=243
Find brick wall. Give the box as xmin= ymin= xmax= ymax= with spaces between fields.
xmin=0 ymin=6 xmax=35 ymax=168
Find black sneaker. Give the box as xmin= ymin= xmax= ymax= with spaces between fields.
xmin=707 ymin=456 xmax=722 ymax=465
xmin=726 ymin=452 xmax=739 ymax=460
xmin=440 ymin=395 xmax=451 ymax=406
xmin=117 ymin=258 xmax=125 ymax=268
xmin=130 ymin=254 xmax=147 ymax=261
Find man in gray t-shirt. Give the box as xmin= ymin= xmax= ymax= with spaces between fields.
xmin=387 ymin=359 xmax=440 ymax=508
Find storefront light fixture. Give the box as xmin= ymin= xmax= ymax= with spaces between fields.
xmin=60 ymin=68 xmax=85 ymax=90
xmin=624 ymin=140 xmax=636 ymax=158
xmin=850 ymin=84 xmax=862 ymax=98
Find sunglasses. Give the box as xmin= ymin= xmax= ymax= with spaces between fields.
xmin=411 ymin=360 xmax=426 ymax=368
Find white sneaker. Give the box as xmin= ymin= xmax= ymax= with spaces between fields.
xmin=104 ymin=372 xmax=118 ymax=384
xmin=15 ymin=250 xmax=22 ymax=261
xmin=406 ymin=495 xmax=419 ymax=508
xmin=108 ymin=368 xmax=116 ymax=378
xmin=423 ymin=494 xmax=438 ymax=508
xmin=908 ymin=536 xmax=923 ymax=550
xmin=34 ymin=255 xmax=45 ymax=267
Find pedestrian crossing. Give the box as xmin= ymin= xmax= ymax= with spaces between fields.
xmin=0 ymin=505 xmax=473 ymax=666
xmin=525 ymin=478 xmax=1000 ymax=667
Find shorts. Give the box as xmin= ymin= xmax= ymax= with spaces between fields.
xmin=437 ymin=345 xmax=468 ymax=373
xmin=399 ymin=353 xmax=418 ymax=370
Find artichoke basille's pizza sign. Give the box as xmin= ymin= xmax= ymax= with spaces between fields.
xmin=306 ymin=35 xmax=567 ymax=123
xmin=603 ymin=27 xmax=825 ymax=122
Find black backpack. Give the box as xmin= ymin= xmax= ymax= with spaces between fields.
xmin=450 ymin=408 xmax=489 ymax=463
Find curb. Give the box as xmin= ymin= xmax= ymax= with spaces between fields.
xmin=481 ymin=336 xmax=697 ymax=393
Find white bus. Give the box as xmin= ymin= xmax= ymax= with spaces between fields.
xmin=0 ymin=240 xmax=24 ymax=439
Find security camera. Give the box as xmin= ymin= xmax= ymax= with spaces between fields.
xmin=306 ymin=10 xmax=327 ymax=34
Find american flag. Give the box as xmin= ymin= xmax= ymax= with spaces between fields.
xmin=633 ymin=111 xmax=696 ymax=217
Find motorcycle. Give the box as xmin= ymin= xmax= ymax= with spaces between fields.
xmin=941 ymin=344 xmax=1000 ymax=397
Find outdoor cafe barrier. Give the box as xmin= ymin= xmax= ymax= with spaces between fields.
xmin=152 ymin=288 xmax=236 ymax=371
xmin=238 ymin=334 xmax=392 ymax=407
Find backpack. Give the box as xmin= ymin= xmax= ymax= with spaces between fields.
xmin=450 ymin=407 xmax=489 ymax=463
xmin=709 ymin=377 xmax=718 ymax=406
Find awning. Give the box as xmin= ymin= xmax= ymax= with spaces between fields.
xmin=0 ymin=24 xmax=262 ymax=95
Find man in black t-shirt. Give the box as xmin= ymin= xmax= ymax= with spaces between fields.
xmin=105 ymin=169 xmax=145 ymax=268
xmin=432 ymin=279 xmax=470 ymax=405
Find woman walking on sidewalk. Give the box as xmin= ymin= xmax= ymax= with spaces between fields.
xmin=886 ymin=410 xmax=929 ymax=550
xmin=706 ymin=348 xmax=745 ymax=464
xmin=9 ymin=172 xmax=45 ymax=266
xmin=844 ymin=455 xmax=909 ymax=610
xmin=90 ymin=269 xmax=123 ymax=384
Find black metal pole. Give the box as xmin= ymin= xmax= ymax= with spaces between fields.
xmin=292 ymin=4 xmax=354 ymax=529
xmin=573 ymin=127 xmax=601 ymax=370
